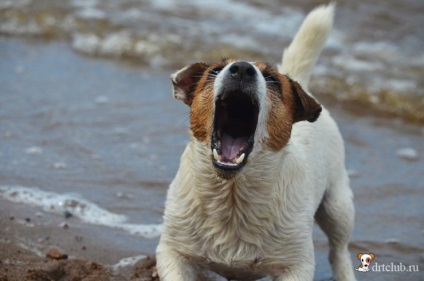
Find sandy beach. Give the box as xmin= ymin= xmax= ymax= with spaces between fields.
xmin=0 ymin=37 xmax=422 ymax=281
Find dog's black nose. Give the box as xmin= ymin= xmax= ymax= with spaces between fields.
xmin=228 ymin=61 xmax=256 ymax=81
xmin=364 ymin=264 xmax=368 ymax=267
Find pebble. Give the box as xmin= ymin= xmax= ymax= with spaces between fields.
xmin=95 ymin=96 xmax=109 ymax=104
xmin=64 ymin=210 xmax=73 ymax=219
xmin=46 ymin=246 xmax=68 ymax=260
xmin=396 ymin=147 xmax=419 ymax=161
xmin=25 ymin=146 xmax=43 ymax=155
xmin=347 ymin=169 xmax=360 ymax=178
xmin=52 ymin=162 xmax=67 ymax=169
xmin=59 ymin=222 xmax=70 ymax=229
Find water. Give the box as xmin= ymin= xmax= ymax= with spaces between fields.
xmin=0 ymin=0 xmax=423 ymax=122
xmin=1 ymin=1 xmax=423 ymax=280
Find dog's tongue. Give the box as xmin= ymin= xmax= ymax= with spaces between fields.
xmin=221 ymin=133 xmax=247 ymax=161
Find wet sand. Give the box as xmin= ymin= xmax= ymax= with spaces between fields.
xmin=0 ymin=38 xmax=423 ymax=281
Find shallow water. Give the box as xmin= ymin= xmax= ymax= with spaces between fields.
xmin=1 ymin=0 xmax=423 ymax=122
xmin=1 ymin=37 xmax=423 ymax=280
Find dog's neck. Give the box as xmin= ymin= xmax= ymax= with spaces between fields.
xmin=187 ymin=139 xmax=288 ymax=217
xmin=176 ymin=139 xmax=302 ymax=263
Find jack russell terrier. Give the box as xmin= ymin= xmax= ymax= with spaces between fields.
xmin=157 ymin=4 xmax=356 ymax=281
xmin=355 ymin=253 xmax=375 ymax=272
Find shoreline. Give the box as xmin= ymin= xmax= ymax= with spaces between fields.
xmin=1 ymin=38 xmax=423 ymax=281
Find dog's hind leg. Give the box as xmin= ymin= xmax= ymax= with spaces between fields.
xmin=315 ymin=175 xmax=356 ymax=281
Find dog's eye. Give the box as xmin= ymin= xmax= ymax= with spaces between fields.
xmin=263 ymin=73 xmax=281 ymax=90
xmin=265 ymin=75 xmax=277 ymax=83
xmin=209 ymin=67 xmax=223 ymax=77
xmin=361 ymin=259 xmax=364 ymax=262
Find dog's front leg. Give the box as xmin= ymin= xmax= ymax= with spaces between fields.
xmin=156 ymin=248 xmax=198 ymax=281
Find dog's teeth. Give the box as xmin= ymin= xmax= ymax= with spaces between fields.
xmin=235 ymin=153 xmax=245 ymax=164
xmin=213 ymin=149 xmax=220 ymax=161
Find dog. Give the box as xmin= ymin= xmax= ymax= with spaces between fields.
xmin=156 ymin=4 xmax=356 ymax=281
xmin=355 ymin=253 xmax=375 ymax=272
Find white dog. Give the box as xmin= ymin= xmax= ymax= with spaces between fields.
xmin=355 ymin=253 xmax=375 ymax=272
xmin=157 ymin=4 xmax=356 ymax=281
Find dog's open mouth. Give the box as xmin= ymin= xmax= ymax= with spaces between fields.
xmin=211 ymin=91 xmax=259 ymax=172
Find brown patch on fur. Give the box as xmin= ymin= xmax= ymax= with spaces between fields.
xmin=255 ymin=63 xmax=321 ymax=151
xmin=190 ymin=83 xmax=214 ymax=142
xmin=264 ymin=73 xmax=296 ymax=151
xmin=189 ymin=60 xmax=234 ymax=143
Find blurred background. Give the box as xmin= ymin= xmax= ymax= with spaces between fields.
xmin=0 ymin=0 xmax=423 ymax=280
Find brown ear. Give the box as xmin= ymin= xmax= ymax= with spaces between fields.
xmin=369 ymin=253 xmax=375 ymax=260
xmin=171 ymin=63 xmax=209 ymax=106
xmin=289 ymin=79 xmax=322 ymax=123
xmin=357 ymin=253 xmax=363 ymax=260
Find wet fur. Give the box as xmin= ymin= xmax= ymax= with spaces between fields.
xmin=157 ymin=4 xmax=356 ymax=281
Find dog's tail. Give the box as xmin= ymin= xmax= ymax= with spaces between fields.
xmin=279 ymin=3 xmax=334 ymax=89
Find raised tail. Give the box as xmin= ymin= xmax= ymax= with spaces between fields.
xmin=279 ymin=3 xmax=335 ymax=89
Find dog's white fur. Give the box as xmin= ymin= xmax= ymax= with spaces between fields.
xmin=157 ymin=4 xmax=356 ymax=281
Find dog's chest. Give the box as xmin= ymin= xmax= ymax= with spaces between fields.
xmin=184 ymin=252 xmax=288 ymax=280
xmin=180 ymin=181 xmax=291 ymax=277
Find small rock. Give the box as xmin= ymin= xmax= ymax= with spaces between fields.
xmin=347 ymin=169 xmax=360 ymax=178
xmin=396 ymin=147 xmax=419 ymax=161
xmin=25 ymin=146 xmax=43 ymax=155
xmin=59 ymin=222 xmax=69 ymax=229
xmin=46 ymin=246 xmax=68 ymax=260
xmin=95 ymin=96 xmax=109 ymax=104
xmin=64 ymin=210 xmax=73 ymax=219
xmin=52 ymin=162 xmax=67 ymax=169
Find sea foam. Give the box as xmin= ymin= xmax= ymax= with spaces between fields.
xmin=0 ymin=185 xmax=162 ymax=238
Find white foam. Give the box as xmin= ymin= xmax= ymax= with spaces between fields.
xmin=0 ymin=0 xmax=31 ymax=9
xmin=384 ymin=79 xmax=416 ymax=92
xmin=71 ymin=33 xmax=101 ymax=54
xmin=332 ymin=54 xmax=383 ymax=72
xmin=0 ymin=186 xmax=162 ymax=238
xmin=76 ymin=8 xmax=106 ymax=19
xmin=111 ymin=254 xmax=146 ymax=271
xmin=71 ymin=32 xmax=158 ymax=57
xmin=396 ymin=148 xmax=419 ymax=161
xmin=71 ymin=0 xmax=98 ymax=8
xmin=352 ymin=41 xmax=399 ymax=61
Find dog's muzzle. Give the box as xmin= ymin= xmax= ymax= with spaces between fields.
xmin=211 ymin=61 xmax=260 ymax=177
